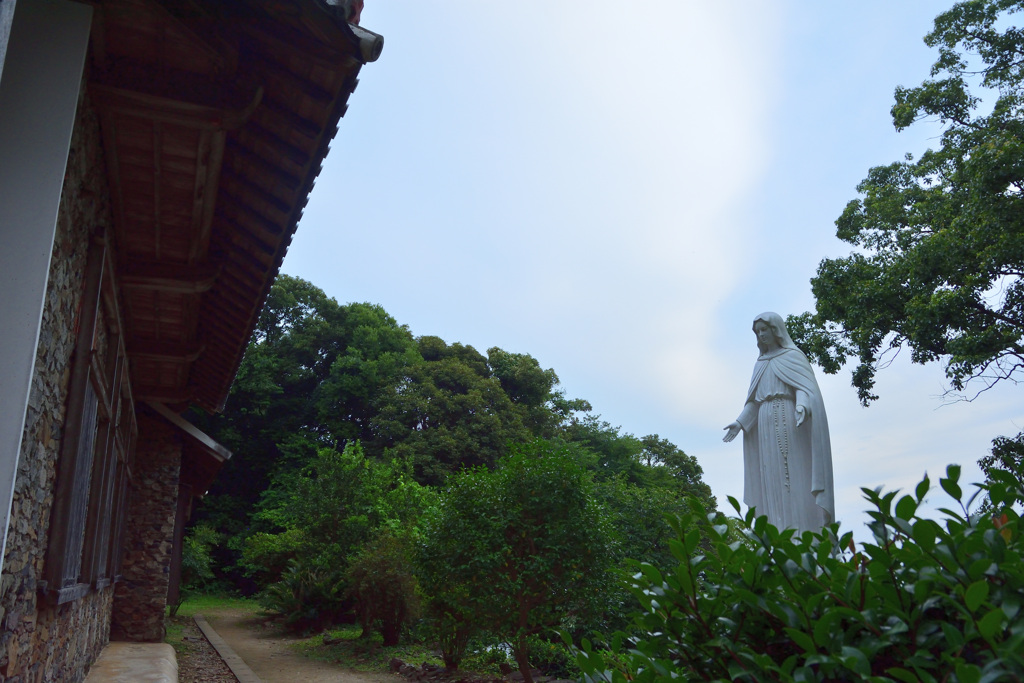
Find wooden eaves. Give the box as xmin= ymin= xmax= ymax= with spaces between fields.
xmin=87 ymin=0 xmax=382 ymax=414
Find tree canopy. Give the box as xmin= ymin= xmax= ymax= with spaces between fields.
xmin=790 ymin=0 xmax=1024 ymax=404
xmin=370 ymin=337 xmax=534 ymax=484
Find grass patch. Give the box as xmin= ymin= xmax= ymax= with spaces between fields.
xmin=164 ymin=615 xmax=189 ymax=656
xmin=293 ymin=626 xmax=510 ymax=678
xmin=293 ymin=626 xmax=443 ymax=672
xmin=168 ymin=592 xmax=258 ymax=618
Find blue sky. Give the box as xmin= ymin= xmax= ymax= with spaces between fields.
xmin=283 ymin=1 xmax=1022 ymax=539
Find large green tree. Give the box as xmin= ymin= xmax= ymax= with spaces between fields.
xmin=370 ymin=337 xmax=535 ymax=484
xmin=190 ymin=276 xmax=418 ymax=569
xmin=564 ymin=417 xmax=715 ymax=505
xmin=790 ymin=0 xmax=1024 ymax=404
xmin=199 ymin=277 xmax=575 ymax=492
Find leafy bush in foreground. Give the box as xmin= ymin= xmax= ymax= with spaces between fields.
xmin=573 ymin=465 xmax=1024 ymax=683
xmin=420 ymin=439 xmax=615 ymax=683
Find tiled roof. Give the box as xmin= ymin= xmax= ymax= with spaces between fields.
xmin=90 ymin=0 xmax=380 ymax=412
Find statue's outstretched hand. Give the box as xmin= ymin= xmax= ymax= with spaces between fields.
xmin=795 ymin=406 xmax=806 ymax=427
xmin=723 ymin=422 xmax=741 ymax=442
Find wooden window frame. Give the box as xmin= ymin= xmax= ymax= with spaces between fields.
xmin=43 ymin=236 xmax=136 ymax=603
xmin=82 ymin=262 xmax=136 ymax=588
xmin=43 ymin=240 xmax=105 ymax=603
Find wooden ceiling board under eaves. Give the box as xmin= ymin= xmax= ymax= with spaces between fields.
xmin=90 ymin=0 xmax=366 ymax=413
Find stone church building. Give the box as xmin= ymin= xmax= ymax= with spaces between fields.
xmin=0 ymin=0 xmax=380 ymax=679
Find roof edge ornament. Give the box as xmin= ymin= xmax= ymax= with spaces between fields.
xmin=348 ymin=23 xmax=383 ymax=63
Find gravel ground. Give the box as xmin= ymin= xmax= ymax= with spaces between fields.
xmin=174 ymin=616 xmax=238 ymax=683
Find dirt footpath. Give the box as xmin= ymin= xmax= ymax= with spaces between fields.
xmin=202 ymin=608 xmax=396 ymax=683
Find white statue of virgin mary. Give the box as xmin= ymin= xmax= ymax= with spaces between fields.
xmin=723 ymin=312 xmax=835 ymax=533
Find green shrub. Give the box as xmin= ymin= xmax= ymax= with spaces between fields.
xmin=170 ymin=525 xmax=221 ymax=616
xmin=245 ymin=442 xmax=434 ymax=588
xmin=573 ymin=464 xmax=1024 ymax=683
xmin=422 ymin=596 xmax=477 ymax=670
xmin=523 ymin=634 xmax=579 ymax=679
xmin=471 ymin=640 xmax=512 ymax=668
xmin=258 ymin=560 xmax=351 ymax=633
xmin=345 ymin=530 xmax=421 ymax=646
xmin=419 ymin=439 xmax=615 ymax=683
xmin=240 ymin=527 xmax=306 ymax=585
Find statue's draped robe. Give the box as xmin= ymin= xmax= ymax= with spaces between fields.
xmin=736 ymin=347 xmax=835 ymax=532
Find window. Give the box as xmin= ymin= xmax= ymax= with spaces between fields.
xmin=82 ymin=345 xmax=136 ymax=588
xmin=44 ymin=237 xmax=136 ymax=603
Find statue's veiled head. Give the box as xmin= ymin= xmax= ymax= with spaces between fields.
xmin=752 ymin=312 xmax=798 ymax=356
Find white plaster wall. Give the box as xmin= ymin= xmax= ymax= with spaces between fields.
xmin=0 ymin=0 xmax=16 ymax=88
xmin=0 ymin=0 xmax=92 ymax=574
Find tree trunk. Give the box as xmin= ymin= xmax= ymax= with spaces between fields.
xmin=381 ymin=623 xmax=401 ymax=647
xmin=513 ymin=635 xmax=534 ymax=683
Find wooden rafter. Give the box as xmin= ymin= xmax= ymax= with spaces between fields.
xmin=92 ymin=83 xmax=259 ymax=132
xmin=147 ymin=401 xmax=231 ymax=462
xmin=120 ymin=261 xmax=219 ymax=293
xmin=99 ymin=0 xmax=237 ymax=75
xmin=153 ymin=122 xmax=162 ymax=259
xmin=256 ymin=98 xmax=322 ymax=142
xmin=188 ymin=129 xmax=225 ymax=265
xmin=238 ymin=119 xmax=310 ymax=167
xmin=225 ymin=139 xmax=303 ymax=193
xmin=241 ymin=20 xmax=347 ymax=70
xmin=220 ymin=166 xmax=293 ymax=217
xmin=217 ymin=189 xmax=289 ymax=244
xmin=132 ymin=385 xmax=193 ymax=404
xmin=127 ymin=341 xmax=204 ymax=363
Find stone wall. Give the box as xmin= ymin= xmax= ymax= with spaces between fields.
xmin=0 ymin=84 xmax=118 ymax=682
xmin=111 ymin=409 xmax=182 ymax=642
